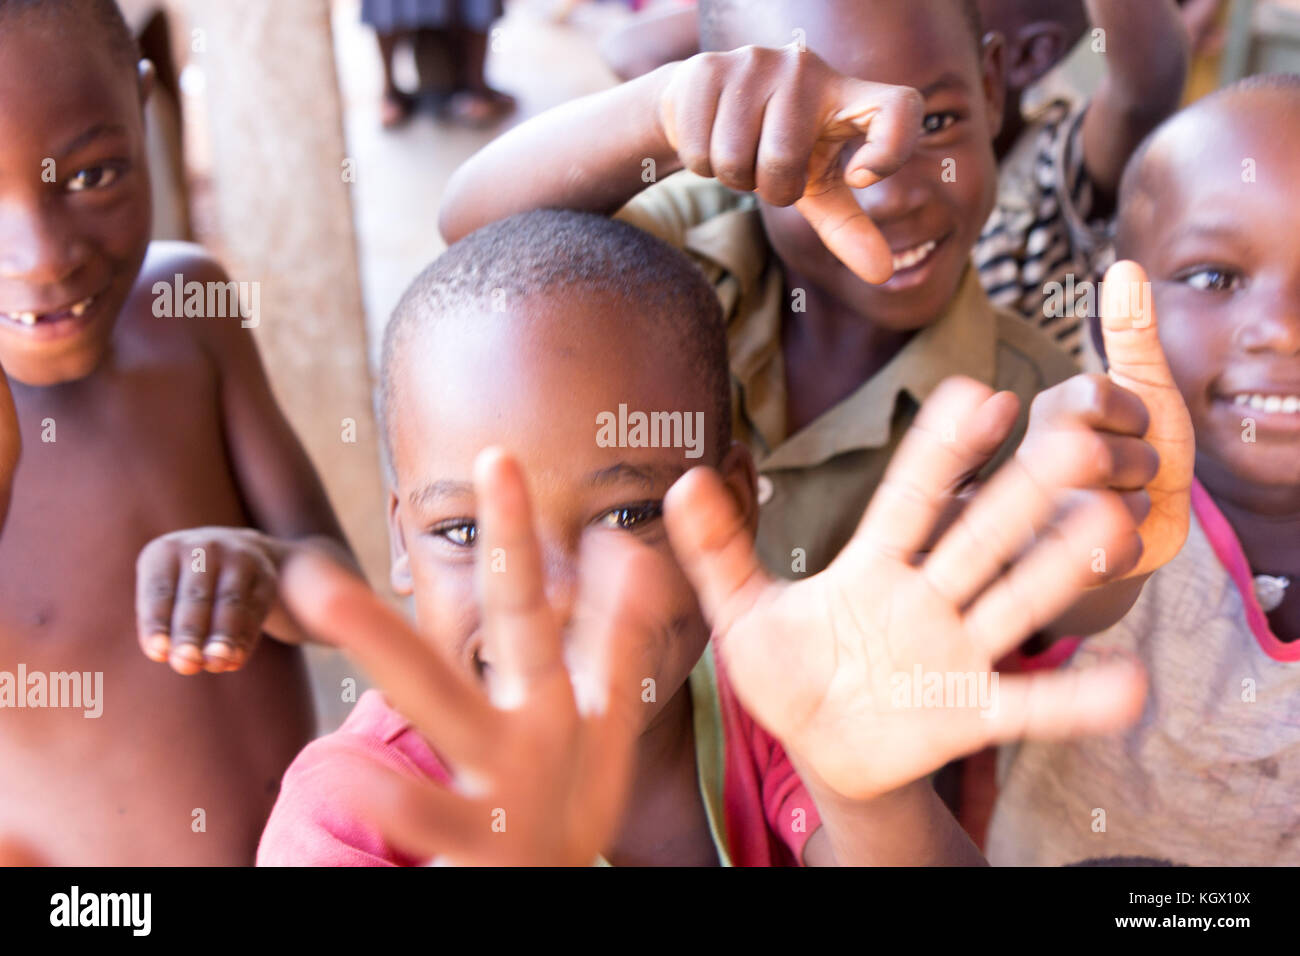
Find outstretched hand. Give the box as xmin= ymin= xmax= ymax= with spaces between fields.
xmin=665 ymin=376 xmax=1150 ymax=803
xmin=279 ymin=449 xmax=665 ymax=866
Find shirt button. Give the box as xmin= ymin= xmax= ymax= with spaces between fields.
xmin=757 ymin=475 xmax=774 ymax=506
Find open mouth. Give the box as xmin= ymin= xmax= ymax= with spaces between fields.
xmin=0 ymin=295 xmax=97 ymax=330
xmin=1229 ymin=392 xmax=1300 ymax=416
xmin=890 ymin=238 xmax=941 ymax=274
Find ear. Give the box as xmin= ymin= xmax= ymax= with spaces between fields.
xmin=716 ymin=440 xmax=760 ymax=538
xmin=386 ymin=489 xmax=414 ymax=597
xmin=1006 ymin=21 xmax=1071 ymax=91
xmin=979 ymin=31 xmax=1008 ymax=144
xmin=136 ymin=59 xmax=156 ymax=107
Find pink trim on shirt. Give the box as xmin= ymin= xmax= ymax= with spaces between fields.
xmin=1190 ymin=480 xmax=1297 ymax=662
xmin=1005 ymin=636 xmax=1082 ymax=672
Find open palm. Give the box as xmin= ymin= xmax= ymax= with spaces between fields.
xmin=666 ymin=377 xmax=1151 ymax=802
xmin=278 ymin=450 xmax=659 ymax=866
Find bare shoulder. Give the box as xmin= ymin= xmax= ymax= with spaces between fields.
xmin=123 ymin=241 xmax=258 ymax=361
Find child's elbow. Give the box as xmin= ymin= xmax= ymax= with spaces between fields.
xmin=437 ymin=172 xmax=477 ymax=245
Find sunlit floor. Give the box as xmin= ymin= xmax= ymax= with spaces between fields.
xmin=331 ymin=0 xmax=628 ymax=374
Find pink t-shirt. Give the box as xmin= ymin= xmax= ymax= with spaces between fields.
xmin=257 ymin=645 xmax=821 ymax=866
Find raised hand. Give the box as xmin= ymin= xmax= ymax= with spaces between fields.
xmin=1097 ymin=259 xmax=1195 ymax=576
xmin=278 ymin=448 xmax=663 ymax=866
xmin=665 ymin=377 xmax=1150 ymax=803
xmin=657 ymin=45 xmax=923 ymax=284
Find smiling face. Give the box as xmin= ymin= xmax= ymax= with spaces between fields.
xmin=0 ymin=12 xmax=152 ymax=386
xmin=385 ymin=289 xmax=753 ymax=732
xmin=1119 ymin=88 xmax=1300 ymax=504
xmin=731 ymin=0 xmax=1004 ymax=330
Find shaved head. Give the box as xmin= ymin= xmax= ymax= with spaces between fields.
xmin=1117 ymin=73 xmax=1300 ymax=258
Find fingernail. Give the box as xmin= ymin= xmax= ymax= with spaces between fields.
xmin=170 ymin=645 xmax=203 ymax=675
xmin=204 ymin=639 xmax=241 ymax=672
xmin=145 ymin=635 xmax=170 ymax=661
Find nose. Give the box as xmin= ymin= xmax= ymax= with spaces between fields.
xmin=541 ymin=543 xmax=581 ymax=634
xmin=851 ymin=150 xmax=932 ymax=229
xmin=1237 ymin=282 xmax=1300 ymax=356
xmin=0 ymin=195 xmax=90 ymax=286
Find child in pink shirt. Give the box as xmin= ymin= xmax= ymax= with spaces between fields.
xmin=989 ymin=76 xmax=1300 ymax=866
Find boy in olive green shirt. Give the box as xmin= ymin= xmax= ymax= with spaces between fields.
xmin=441 ymin=0 xmax=1082 ymax=579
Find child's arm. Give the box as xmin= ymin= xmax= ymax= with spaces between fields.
xmin=440 ymin=46 xmax=923 ymax=284
xmin=274 ymin=449 xmax=659 ymax=867
xmin=134 ymin=247 xmax=356 ymax=675
xmin=801 ymin=778 xmax=984 ymax=866
xmin=662 ymin=376 xmax=1160 ymax=864
xmin=598 ymin=5 xmax=699 ymax=82
xmin=1081 ymin=0 xmax=1188 ymax=207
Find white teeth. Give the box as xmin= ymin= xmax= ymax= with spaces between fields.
xmin=17 ymin=312 xmax=36 ymax=326
xmin=891 ymin=239 xmax=938 ymax=273
xmin=70 ymin=298 xmax=90 ymax=317
xmin=1232 ymin=393 xmax=1300 ymax=414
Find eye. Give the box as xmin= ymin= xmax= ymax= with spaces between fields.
xmin=1181 ymin=268 xmax=1241 ymax=293
xmin=922 ymin=112 xmax=958 ymax=135
xmin=429 ymin=519 xmax=477 ymax=548
xmin=594 ymin=500 xmax=663 ymax=533
xmin=66 ymin=165 xmax=121 ymax=193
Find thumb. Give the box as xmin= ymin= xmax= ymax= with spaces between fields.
xmin=663 ymin=467 xmax=774 ymax=642
xmin=795 ymin=80 xmax=923 ymax=286
xmin=1101 ymin=260 xmax=1195 ymax=576
xmin=1101 ymin=260 xmax=1178 ymax=392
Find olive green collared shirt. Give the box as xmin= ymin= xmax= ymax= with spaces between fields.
xmin=621 ymin=174 xmax=1078 ymax=578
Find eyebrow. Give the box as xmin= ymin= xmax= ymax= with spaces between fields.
xmin=59 ymin=123 xmax=129 ymax=157
xmin=408 ymin=461 xmax=686 ymax=509
xmin=586 ymin=462 xmax=685 ymax=489
xmin=409 ymin=478 xmax=472 ymax=509
xmin=919 ymin=72 xmax=969 ymax=98
xmin=1164 ymin=220 xmax=1249 ymax=246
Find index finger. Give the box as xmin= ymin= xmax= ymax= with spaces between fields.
xmin=473 ymin=448 xmax=569 ymax=712
xmin=795 ymin=184 xmax=894 ymax=285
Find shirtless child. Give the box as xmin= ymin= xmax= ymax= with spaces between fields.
xmin=0 ymin=0 xmax=352 ymax=864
